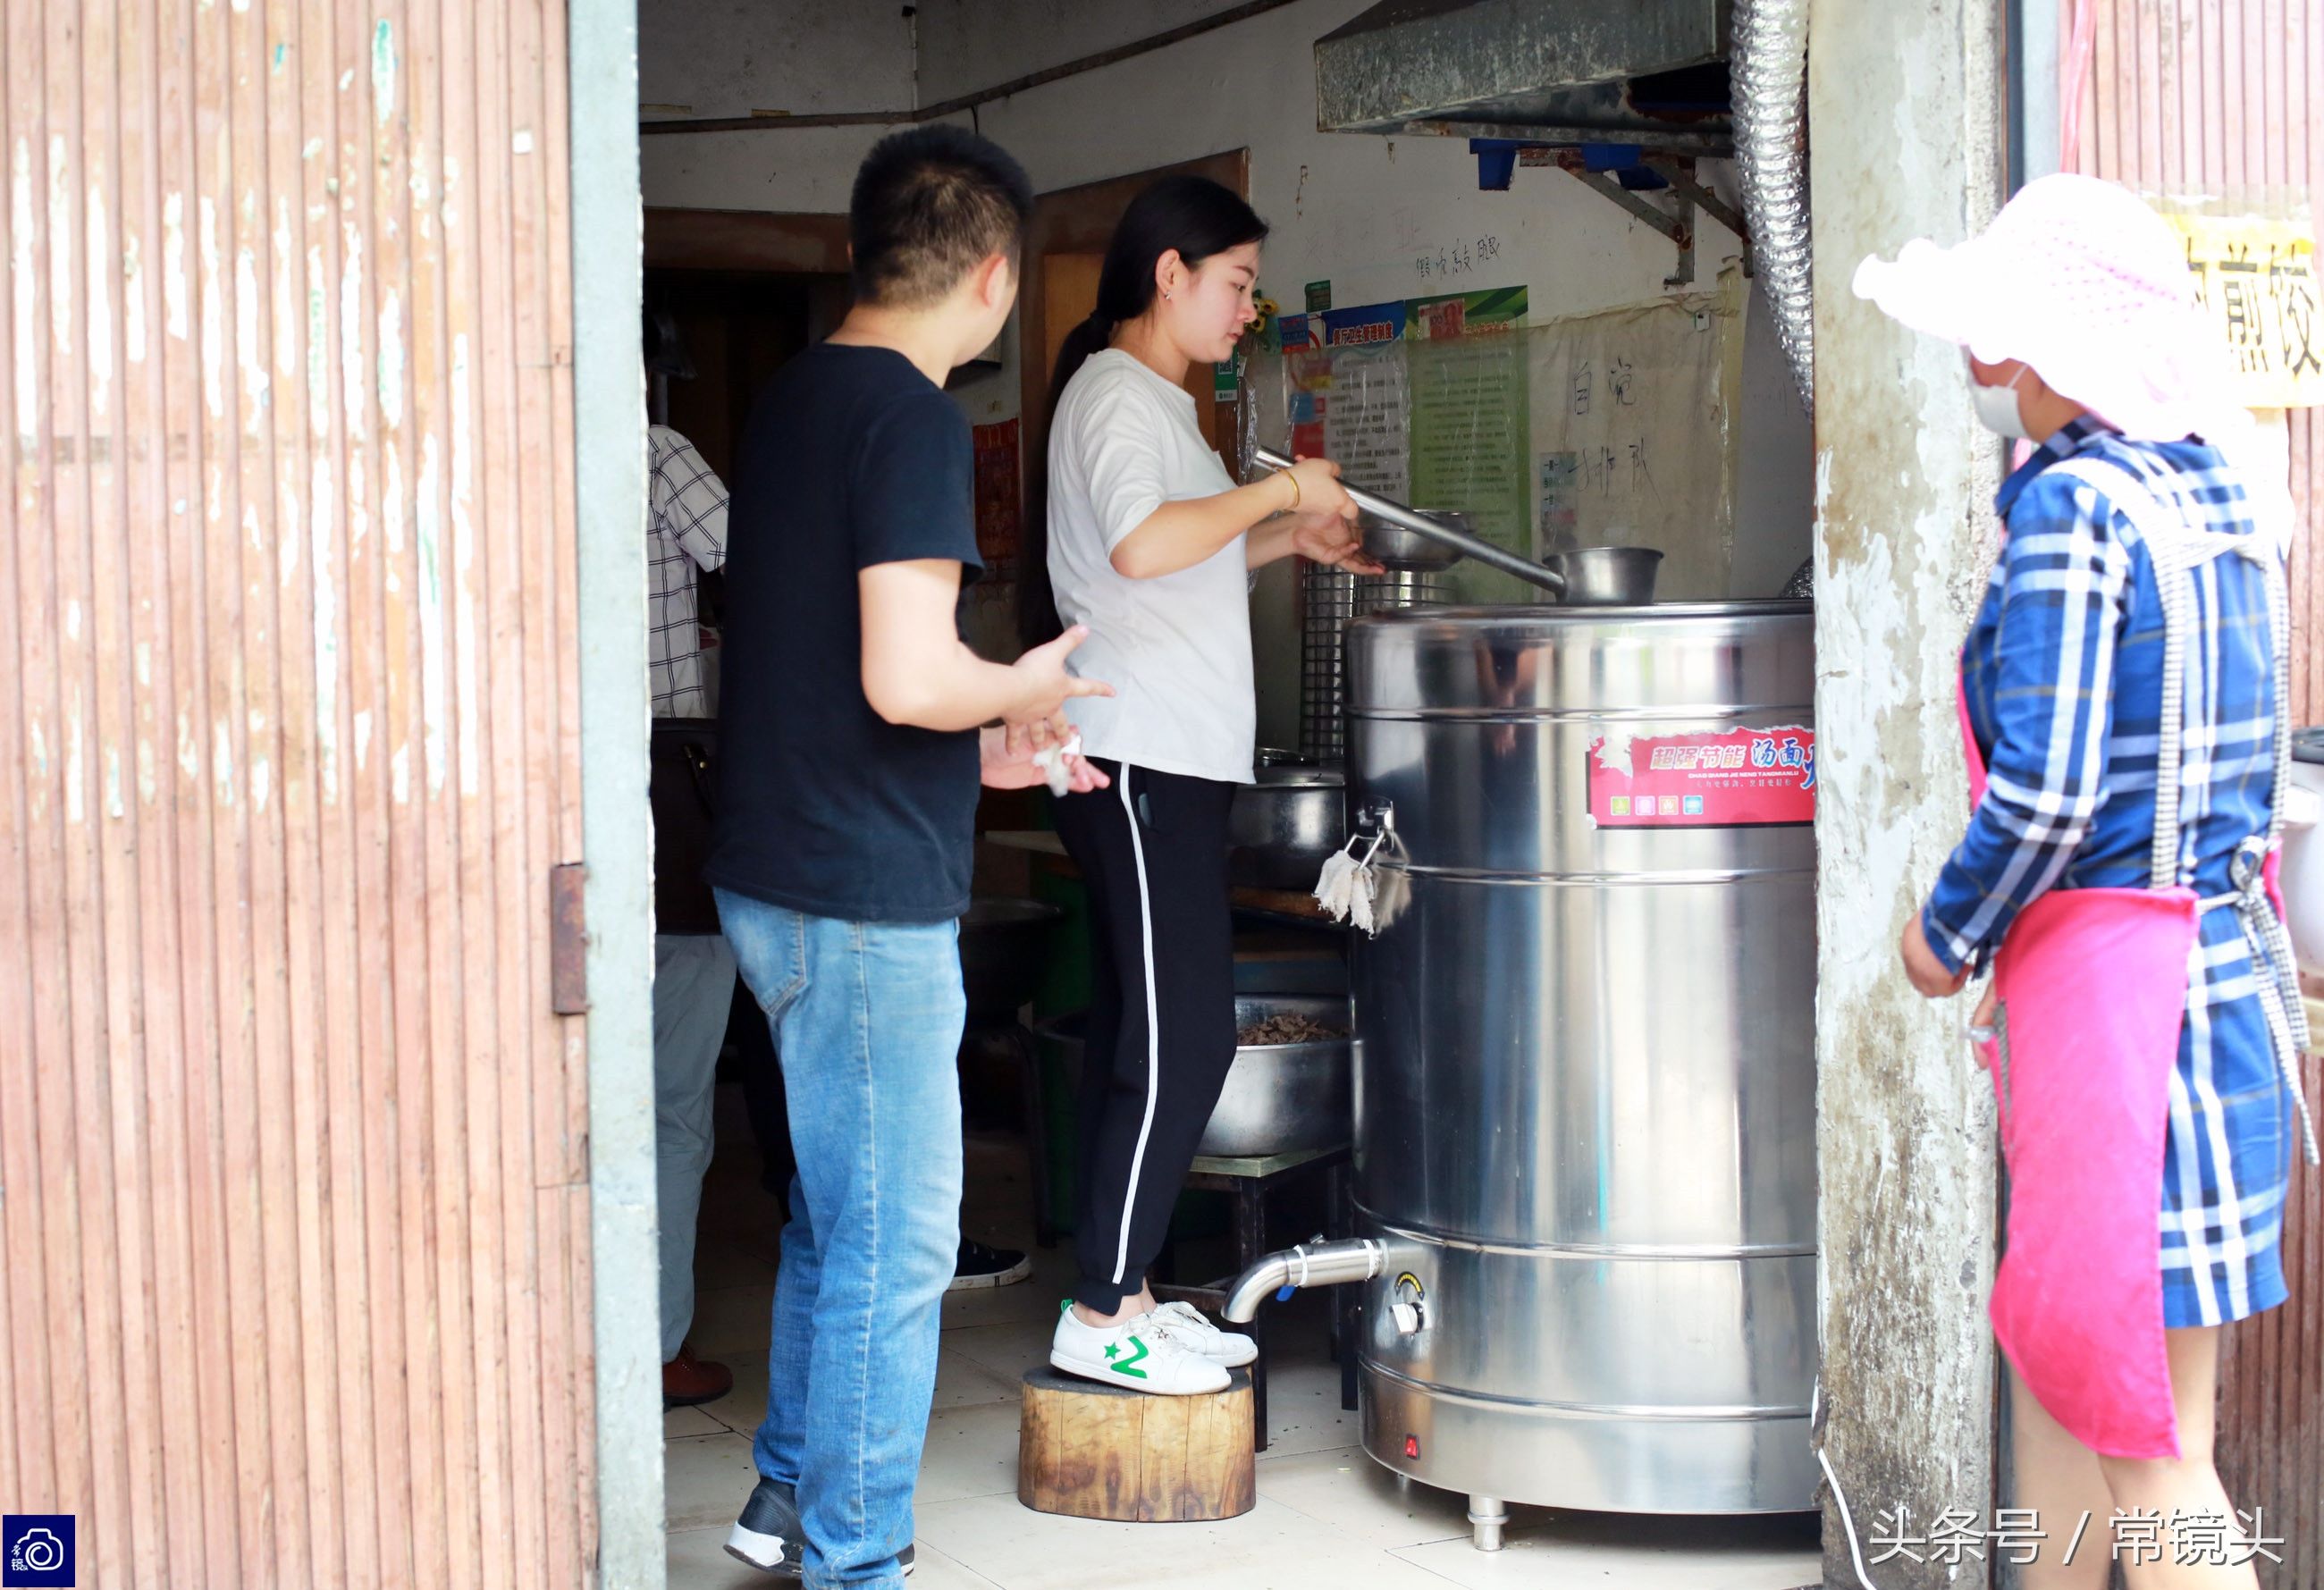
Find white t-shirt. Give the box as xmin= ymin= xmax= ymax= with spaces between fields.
xmin=1047 ymin=349 xmax=1255 ymax=786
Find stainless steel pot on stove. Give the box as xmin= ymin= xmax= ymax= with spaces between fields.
xmin=1228 ymin=752 xmax=1346 ymax=889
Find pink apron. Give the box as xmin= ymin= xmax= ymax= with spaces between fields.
xmin=1961 ymin=458 xmax=2315 ymax=1460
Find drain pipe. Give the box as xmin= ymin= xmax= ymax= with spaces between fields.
xmin=1221 ymin=1237 xmax=1390 ymax=1323
xmin=1732 ymin=0 xmax=1815 ymax=417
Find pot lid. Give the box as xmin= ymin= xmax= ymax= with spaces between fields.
xmin=1251 ymin=763 xmax=1345 ymax=788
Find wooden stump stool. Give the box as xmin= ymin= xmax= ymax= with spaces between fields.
xmin=1015 ymin=1366 xmax=1257 ymax=1522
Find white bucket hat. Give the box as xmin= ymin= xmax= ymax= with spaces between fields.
xmin=1852 ymin=173 xmax=2247 ymax=446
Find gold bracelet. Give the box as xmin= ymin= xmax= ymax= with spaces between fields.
xmin=1282 ymin=469 xmax=1301 ymax=513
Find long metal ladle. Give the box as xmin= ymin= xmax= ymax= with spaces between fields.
xmin=1254 ymin=445 xmax=1566 ymax=596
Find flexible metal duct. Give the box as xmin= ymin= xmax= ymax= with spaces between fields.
xmin=1732 ymin=0 xmax=1814 ymax=416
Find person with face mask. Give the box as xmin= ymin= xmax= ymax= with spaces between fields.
xmin=1857 ymin=173 xmax=2316 ymax=1590
xmin=1019 ymin=175 xmax=1379 ymax=1394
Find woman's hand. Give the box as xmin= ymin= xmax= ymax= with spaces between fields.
xmin=1965 ymin=981 xmax=1999 ymax=1069
xmin=1287 ymin=509 xmax=1386 ymax=574
xmin=1901 ymin=913 xmax=1970 ymax=998
xmin=1244 ymin=455 xmax=1381 ymax=572
xmin=1283 ymin=456 xmax=1356 ymax=526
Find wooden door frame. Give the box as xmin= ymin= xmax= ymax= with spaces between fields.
xmin=1015 ymin=149 xmax=1252 ymax=525
xmin=645 ymin=207 xmax=855 ymax=340
xmin=644 ymin=206 xmax=849 ymax=273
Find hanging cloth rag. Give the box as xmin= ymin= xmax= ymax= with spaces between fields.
xmin=1965 ymin=456 xmax=2319 ymax=1460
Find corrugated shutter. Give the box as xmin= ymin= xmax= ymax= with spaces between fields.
xmin=0 ymin=1 xmax=596 ymax=1584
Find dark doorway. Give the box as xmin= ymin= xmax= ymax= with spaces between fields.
xmin=643 ymin=267 xmax=849 ymax=480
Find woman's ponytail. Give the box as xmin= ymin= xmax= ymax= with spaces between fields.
xmin=1049 ymin=311 xmax=1116 ymax=412
xmin=1017 ymin=177 xmax=1268 ymax=653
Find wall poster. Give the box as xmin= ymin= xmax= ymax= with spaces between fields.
xmin=1524 ymin=272 xmax=1743 ymax=602
xmin=1406 ymin=287 xmax=1530 ymax=602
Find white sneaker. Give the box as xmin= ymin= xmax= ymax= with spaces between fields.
xmin=1149 ymin=1300 xmax=1258 ymax=1367
xmin=1051 ymin=1305 xmax=1231 ymax=1395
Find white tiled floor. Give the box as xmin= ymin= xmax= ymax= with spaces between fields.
xmin=663 ymin=1090 xmax=1824 ymax=1588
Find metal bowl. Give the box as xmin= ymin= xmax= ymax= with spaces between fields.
xmin=1539 ymin=545 xmax=1663 ymax=605
xmin=1360 ymin=509 xmax=1469 ymax=573
xmin=1032 ymin=994 xmax=1353 ymax=1160
xmin=1228 ymin=760 xmax=1346 ymax=890
xmin=1205 ymin=995 xmax=1354 ymax=1157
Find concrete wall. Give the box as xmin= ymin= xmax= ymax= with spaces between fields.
xmin=913 ymin=0 xmax=1259 ymax=104
xmin=639 ymin=0 xmax=913 ymax=211
xmin=637 ymin=0 xmax=1816 ymax=734
xmin=640 ymin=0 xmax=913 ymax=119
xmin=1808 ymin=0 xmax=2006 ymax=1583
xmin=641 ymin=0 xmax=1759 ymax=320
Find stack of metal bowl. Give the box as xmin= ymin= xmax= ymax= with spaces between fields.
xmin=1299 ymin=510 xmax=1462 ymax=762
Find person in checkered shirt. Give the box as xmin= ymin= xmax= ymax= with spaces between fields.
xmin=648 ymin=417 xmax=728 ymax=719
xmin=644 ymin=309 xmax=742 ymax=1409
xmin=1865 ymin=175 xmax=2311 ymax=1585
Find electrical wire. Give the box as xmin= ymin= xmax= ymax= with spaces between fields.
xmin=1812 ymin=1379 xmax=1887 ymax=1590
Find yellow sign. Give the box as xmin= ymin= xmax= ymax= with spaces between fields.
xmin=2166 ymin=213 xmax=2322 ymax=408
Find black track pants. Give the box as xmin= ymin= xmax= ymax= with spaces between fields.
xmin=1051 ymin=760 xmax=1238 ymax=1313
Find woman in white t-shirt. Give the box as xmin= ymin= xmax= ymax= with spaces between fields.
xmin=1022 ymin=175 xmax=1377 ymax=1394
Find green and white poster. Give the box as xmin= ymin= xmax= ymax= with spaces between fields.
xmin=1407 ymin=287 xmax=1531 ymax=601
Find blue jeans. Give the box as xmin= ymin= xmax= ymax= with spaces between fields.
xmin=713 ymin=888 xmax=964 ymax=1590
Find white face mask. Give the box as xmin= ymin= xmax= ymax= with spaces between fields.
xmin=1968 ymin=362 xmax=2033 ymax=440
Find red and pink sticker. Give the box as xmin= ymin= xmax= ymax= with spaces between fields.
xmin=1587 ymin=727 xmax=1816 ymax=829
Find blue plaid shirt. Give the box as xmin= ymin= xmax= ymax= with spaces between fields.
xmin=1922 ymin=417 xmax=2278 ymax=972
xmin=1922 ymin=416 xmax=2298 ymax=1327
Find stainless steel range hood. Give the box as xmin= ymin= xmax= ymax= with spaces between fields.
xmin=1314 ymin=0 xmax=1734 ymax=155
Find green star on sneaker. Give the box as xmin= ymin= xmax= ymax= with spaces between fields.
xmin=1050 ymin=1308 xmax=1226 ymax=1395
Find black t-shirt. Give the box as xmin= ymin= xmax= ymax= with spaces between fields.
xmin=707 ymin=342 xmax=983 ymax=923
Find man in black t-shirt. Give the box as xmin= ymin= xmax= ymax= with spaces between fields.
xmin=709 ymin=128 xmax=1107 ymax=1588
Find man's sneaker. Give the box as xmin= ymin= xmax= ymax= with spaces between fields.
xmin=1150 ymin=1300 xmax=1259 ymax=1367
xmin=726 ymin=1478 xmax=804 ymax=1577
xmin=1051 ymin=1304 xmax=1231 ymax=1395
xmin=725 ymin=1481 xmax=916 ymax=1579
xmin=947 ymin=1237 xmax=1032 ymax=1291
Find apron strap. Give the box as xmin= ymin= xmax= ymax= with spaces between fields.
xmin=2047 ymin=457 xmax=2319 ymax=1165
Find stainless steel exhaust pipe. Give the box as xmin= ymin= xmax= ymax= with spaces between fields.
xmin=1221 ymin=1237 xmax=1387 ymax=1323
xmin=1732 ymin=0 xmax=1815 ymax=417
